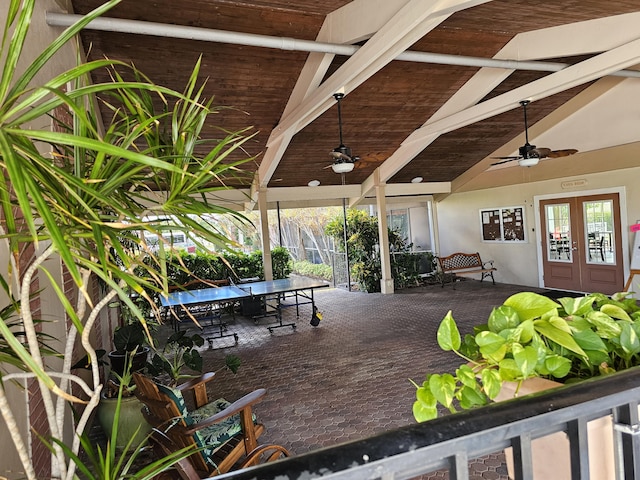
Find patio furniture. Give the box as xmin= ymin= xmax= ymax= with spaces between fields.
xmin=437 ymin=252 xmax=496 ymax=288
xmin=132 ymin=372 xmax=290 ymax=478
xmin=588 ymin=233 xmax=606 ymax=262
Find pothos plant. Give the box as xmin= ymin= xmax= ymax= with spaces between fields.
xmin=412 ymin=291 xmax=640 ymax=422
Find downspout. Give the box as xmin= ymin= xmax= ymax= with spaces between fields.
xmin=46 ymin=13 xmax=640 ymax=78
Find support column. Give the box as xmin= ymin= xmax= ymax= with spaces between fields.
xmin=258 ymin=188 xmax=273 ymax=280
xmin=375 ymin=171 xmax=394 ymax=294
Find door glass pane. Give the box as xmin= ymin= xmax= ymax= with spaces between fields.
xmin=546 ymin=204 xmax=571 ymax=262
xmin=583 ymin=200 xmax=615 ymax=265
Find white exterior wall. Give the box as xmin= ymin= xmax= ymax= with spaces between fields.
xmin=435 ymin=164 xmax=640 ymax=289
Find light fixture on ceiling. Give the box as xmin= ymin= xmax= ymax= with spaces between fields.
xmin=308 ymin=179 xmax=321 ymax=187
xmin=518 ymin=158 xmax=539 ymax=167
xmin=328 ymin=92 xmax=358 ymax=174
xmin=411 ymin=176 xmax=423 ymax=183
xmin=331 ymin=162 xmax=355 ymax=174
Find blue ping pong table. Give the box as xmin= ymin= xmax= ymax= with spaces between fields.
xmin=234 ymin=277 xmax=329 ymax=333
xmin=161 ymin=277 xmax=329 ymax=343
xmin=160 ymin=284 xmax=250 ymax=346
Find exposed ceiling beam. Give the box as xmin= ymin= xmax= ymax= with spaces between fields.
xmin=356 ymin=13 xmax=640 ymax=206
xmin=403 ymin=39 xmax=640 ymax=154
xmin=256 ymin=0 xmax=411 ymax=204
xmin=463 ymin=77 xmax=626 ymax=179
xmin=256 ymin=0 xmax=493 ymax=201
xmin=265 ymin=0 xmax=493 ymax=147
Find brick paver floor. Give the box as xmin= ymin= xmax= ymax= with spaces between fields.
xmin=193 ymin=278 xmax=538 ymax=479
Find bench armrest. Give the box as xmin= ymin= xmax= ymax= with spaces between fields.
xmin=483 ymin=260 xmax=495 ymax=268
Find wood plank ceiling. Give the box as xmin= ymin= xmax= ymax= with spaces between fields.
xmin=68 ymin=0 xmax=640 ymax=206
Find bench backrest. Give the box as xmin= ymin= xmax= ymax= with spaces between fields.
xmin=438 ymin=252 xmax=483 ymax=272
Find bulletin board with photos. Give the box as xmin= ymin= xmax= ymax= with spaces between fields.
xmin=480 ymin=206 xmax=526 ymax=242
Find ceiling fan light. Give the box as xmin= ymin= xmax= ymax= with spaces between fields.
xmin=518 ymin=157 xmax=539 ymax=167
xmin=331 ymin=162 xmax=355 ymax=174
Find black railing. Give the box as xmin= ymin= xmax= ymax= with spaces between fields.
xmin=218 ymin=368 xmax=640 ymax=480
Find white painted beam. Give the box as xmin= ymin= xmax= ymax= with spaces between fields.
xmin=364 ymin=12 xmax=640 ymax=202
xmin=378 ymin=36 xmax=640 ymax=184
xmin=268 ymin=0 xmax=491 ymax=148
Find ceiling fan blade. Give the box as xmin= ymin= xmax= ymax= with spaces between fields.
xmin=547 ymin=148 xmax=579 ymax=158
xmin=330 ymin=150 xmax=352 ymax=162
xmin=491 ymin=155 xmax=521 ymax=160
xmin=490 ymin=158 xmax=519 ymax=166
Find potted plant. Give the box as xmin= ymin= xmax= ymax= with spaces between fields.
xmin=97 ymin=352 xmax=152 ymax=450
xmin=108 ymin=320 xmax=152 ymax=377
xmin=412 ymin=290 xmax=640 ymax=479
xmin=0 ymin=0 xmax=255 ymax=477
xmin=146 ymin=330 xmax=241 ymax=386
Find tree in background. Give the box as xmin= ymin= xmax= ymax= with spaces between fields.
xmin=325 ymin=209 xmax=409 ymax=292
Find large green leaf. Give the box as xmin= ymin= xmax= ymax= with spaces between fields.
xmin=457 ymin=386 xmax=487 ymax=409
xmin=475 ymin=331 xmax=507 ymax=363
xmin=558 ymin=295 xmax=595 ymax=316
xmin=481 ymin=368 xmax=502 ymax=399
xmin=586 ymin=311 xmax=622 ymax=339
xmin=513 ymin=344 xmax=538 ymax=377
xmin=534 ymin=319 xmax=587 ymax=358
xmin=428 ymin=373 xmax=456 ymax=408
xmin=498 ymin=358 xmax=522 ymax=381
xmin=504 ymin=292 xmax=560 ymax=321
xmin=572 ymin=328 xmax=608 ymax=353
xmin=456 ymin=364 xmax=477 ymax=388
xmin=437 ymin=311 xmax=461 ymax=351
xmin=600 ymin=304 xmax=632 ymax=322
xmin=413 ymin=399 xmax=437 ymax=422
xmin=544 ymin=355 xmax=572 ymax=378
xmin=487 ymin=305 xmax=521 ymax=332
xmin=619 ymin=323 xmax=640 ymax=357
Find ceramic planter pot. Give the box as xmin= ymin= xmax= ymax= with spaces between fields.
xmin=108 ymin=346 xmax=150 ymax=377
xmin=97 ymin=392 xmax=151 ymax=449
xmin=497 ymin=378 xmax=615 ymax=480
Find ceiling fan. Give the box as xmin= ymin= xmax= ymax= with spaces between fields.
xmin=326 ymin=92 xmax=359 ymax=173
xmin=491 ymin=100 xmax=578 ymax=167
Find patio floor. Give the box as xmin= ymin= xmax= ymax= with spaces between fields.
xmin=190 ymin=278 xmax=548 ymax=479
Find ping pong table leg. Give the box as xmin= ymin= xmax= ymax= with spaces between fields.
xmin=266 ymin=295 xmax=296 ymax=333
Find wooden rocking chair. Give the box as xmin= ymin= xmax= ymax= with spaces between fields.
xmin=132 ymin=372 xmax=290 ymax=478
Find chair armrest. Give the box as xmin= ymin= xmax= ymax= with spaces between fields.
xmin=176 ymin=372 xmax=216 ymax=392
xmin=177 ymin=372 xmax=216 ymax=408
xmin=184 ymin=388 xmax=267 ymax=434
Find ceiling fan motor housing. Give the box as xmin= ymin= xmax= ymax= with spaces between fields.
xmin=332 ymin=144 xmax=359 ymax=164
xmin=520 ymin=143 xmax=538 ymax=158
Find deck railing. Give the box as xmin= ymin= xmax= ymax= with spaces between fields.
xmin=218 ymin=367 xmax=640 ymax=480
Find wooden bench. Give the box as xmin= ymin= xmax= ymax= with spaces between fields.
xmin=437 ymin=252 xmax=496 ymax=288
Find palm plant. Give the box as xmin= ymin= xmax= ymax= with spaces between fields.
xmin=0 ymin=0 xmax=254 ymax=478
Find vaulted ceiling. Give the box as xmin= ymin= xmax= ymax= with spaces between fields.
xmin=59 ymin=0 xmax=640 ymax=209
